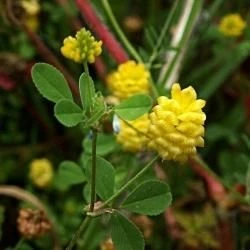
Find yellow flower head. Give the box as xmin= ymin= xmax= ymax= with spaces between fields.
xmin=219 ymin=14 xmax=246 ymax=37
xmin=29 ymin=158 xmax=54 ymax=188
xmin=21 ymin=0 xmax=40 ymax=15
xmin=148 ymin=83 xmax=206 ymax=162
xmin=107 ymin=61 xmax=150 ymax=100
xmin=116 ymin=114 xmax=150 ymax=152
xmin=61 ymin=28 xmax=102 ymax=63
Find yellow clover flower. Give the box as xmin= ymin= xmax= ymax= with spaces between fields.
xmin=148 ymin=83 xmax=206 ymax=162
xmin=219 ymin=14 xmax=246 ymax=37
xmin=61 ymin=28 xmax=102 ymax=63
xmin=29 ymin=158 xmax=54 ymax=188
xmin=107 ymin=61 xmax=150 ymax=100
xmin=116 ymin=114 xmax=150 ymax=152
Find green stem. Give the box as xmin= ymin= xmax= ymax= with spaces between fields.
xmin=68 ymin=155 xmax=159 ymax=247
xmin=79 ymin=217 xmax=99 ymax=249
xmin=101 ymin=0 xmax=143 ymax=63
xmin=147 ymin=0 xmax=180 ymax=69
xmin=66 ymin=216 xmax=91 ymax=250
xmin=101 ymin=155 xmax=159 ymax=208
xmin=149 ymin=75 xmax=159 ymax=99
xmin=90 ymin=128 xmax=98 ymax=212
xmin=66 ymin=124 xmax=97 ymax=250
xmin=83 ymin=61 xmax=90 ymax=75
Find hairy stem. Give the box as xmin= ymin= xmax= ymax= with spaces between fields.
xmin=66 ymin=216 xmax=91 ymax=250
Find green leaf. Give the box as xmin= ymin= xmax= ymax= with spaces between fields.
xmin=86 ymin=156 xmax=115 ymax=200
xmin=121 ymin=180 xmax=172 ymax=215
xmin=32 ymin=63 xmax=73 ymax=103
xmin=83 ymin=93 xmax=106 ymax=128
xmin=82 ymin=182 xmax=91 ymax=203
xmin=111 ymin=211 xmax=144 ymax=250
xmin=58 ymin=161 xmax=85 ymax=188
xmin=54 ymin=99 xmax=84 ymax=127
xmin=83 ymin=133 xmax=116 ymax=156
xmin=79 ymin=73 xmax=95 ymax=112
xmin=114 ymin=94 xmax=152 ymax=121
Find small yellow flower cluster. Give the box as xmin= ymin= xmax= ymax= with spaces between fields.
xmin=61 ymin=28 xmax=102 ymax=63
xmin=219 ymin=13 xmax=246 ymax=37
xmin=107 ymin=61 xmax=150 ymax=100
xmin=115 ymin=83 xmax=206 ymax=162
xmin=29 ymin=158 xmax=54 ymax=188
xmin=147 ymin=83 xmax=206 ymax=162
xmin=21 ymin=0 xmax=40 ymax=31
xmin=116 ymin=114 xmax=150 ymax=152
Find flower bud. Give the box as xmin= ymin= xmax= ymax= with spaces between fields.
xmin=219 ymin=13 xmax=246 ymax=37
xmin=61 ymin=28 xmax=102 ymax=63
xmin=29 ymin=158 xmax=54 ymax=188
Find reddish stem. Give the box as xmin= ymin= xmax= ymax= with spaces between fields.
xmin=218 ymin=218 xmax=235 ymax=250
xmin=164 ymin=208 xmax=181 ymax=239
xmin=189 ymin=157 xmax=227 ymax=203
xmin=75 ymin=0 xmax=129 ymax=64
xmin=243 ymin=94 xmax=250 ymax=120
xmin=22 ymin=25 xmax=79 ymax=98
xmin=0 ymin=73 xmax=16 ymax=91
